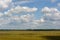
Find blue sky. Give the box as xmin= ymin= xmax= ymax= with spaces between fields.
xmin=0 ymin=0 xmax=60 ymax=29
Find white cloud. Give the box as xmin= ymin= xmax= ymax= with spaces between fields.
xmin=20 ymin=14 xmax=31 ymax=22
xmin=1 ymin=4 xmax=60 ymax=29
xmin=0 ymin=13 xmax=4 ymax=17
xmin=10 ymin=15 xmax=20 ymax=21
xmin=20 ymin=14 xmax=34 ymax=22
xmin=42 ymin=7 xmax=51 ymax=13
xmin=32 ymin=18 xmax=45 ymax=25
xmin=51 ymin=0 xmax=56 ymax=3
xmin=0 ymin=6 xmax=60 ymax=29
xmin=22 ymin=7 xmax=37 ymax=12
xmin=4 ymin=6 xmax=37 ymax=16
xmin=0 ymin=0 xmax=60 ymax=29
xmin=0 ymin=0 xmax=34 ymax=12
xmin=41 ymin=7 xmax=60 ymax=28
xmin=42 ymin=7 xmax=59 ymax=13
xmin=9 ymin=14 xmax=34 ymax=23
xmin=0 ymin=6 xmax=37 ymax=27
xmin=40 ymin=18 xmax=45 ymax=22
xmin=42 ymin=7 xmax=60 ymax=16
xmin=0 ymin=18 xmax=11 ymax=25
xmin=17 ymin=0 xmax=33 ymax=4
xmin=0 ymin=0 xmax=12 ymax=8
xmin=0 ymin=14 xmax=35 ymax=29
xmin=57 ymin=3 xmax=60 ymax=7
xmin=12 ymin=0 xmax=34 ymax=6
xmin=1 ymin=6 xmax=60 ymax=29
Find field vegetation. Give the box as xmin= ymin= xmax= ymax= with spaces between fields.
xmin=0 ymin=30 xmax=60 ymax=40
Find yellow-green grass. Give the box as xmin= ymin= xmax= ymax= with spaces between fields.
xmin=0 ymin=31 xmax=60 ymax=40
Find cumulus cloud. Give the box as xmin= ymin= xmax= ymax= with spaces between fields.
xmin=1 ymin=6 xmax=60 ymax=29
xmin=33 ymin=18 xmax=45 ymax=25
xmin=0 ymin=14 xmax=35 ymax=29
xmin=42 ymin=7 xmax=59 ymax=13
xmin=40 ymin=7 xmax=60 ymax=29
xmin=20 ymin=14 xmax=34 ymax=22
xmin=1 ymin=0 xmax=60 ymax=29
xmin=0 ymin=6 xmax=37 ymax=26
xmin=42 ymin=7 xmax=51 ymax=13
xmin=4 ymin=6 xmax=37 ymax=16
xmin=42 ymin=7 xmax=60 ymax=17
xmin=42 ymin=7 xmax=60 ymax=19
xmin=0 ymin=17 xmax=11 ymax=25
xmin=22 ymin=7 xmax=37 ymax=12
xmin=0 ymin=0 xmax=34 ymax=12
xmin=0 ymin=0 xmax=32 ymax=8
xmin=0 ymin=0 xmax=12 ymax=8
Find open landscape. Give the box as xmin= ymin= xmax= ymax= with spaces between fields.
xmin=0 ymin=0 xmax=60 ymax=40
xmin=0 ymin=30 xmax=60 ymax=40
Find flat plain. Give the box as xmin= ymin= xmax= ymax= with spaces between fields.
xmin=0 ymin=31 xmax=60 ymax=40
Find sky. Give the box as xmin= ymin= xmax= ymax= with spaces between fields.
xmin=0 ymin=0 xmax=60 ymax=29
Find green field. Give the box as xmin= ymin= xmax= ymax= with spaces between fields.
xmin=0 ymin=31 xmax=60 ymax=40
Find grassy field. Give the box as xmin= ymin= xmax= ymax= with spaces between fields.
xmin=0 ymin=31 xmax=60 ymax=40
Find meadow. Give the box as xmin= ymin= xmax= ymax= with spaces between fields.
xmin=0 ymin=31 xmax=60 ymax=40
